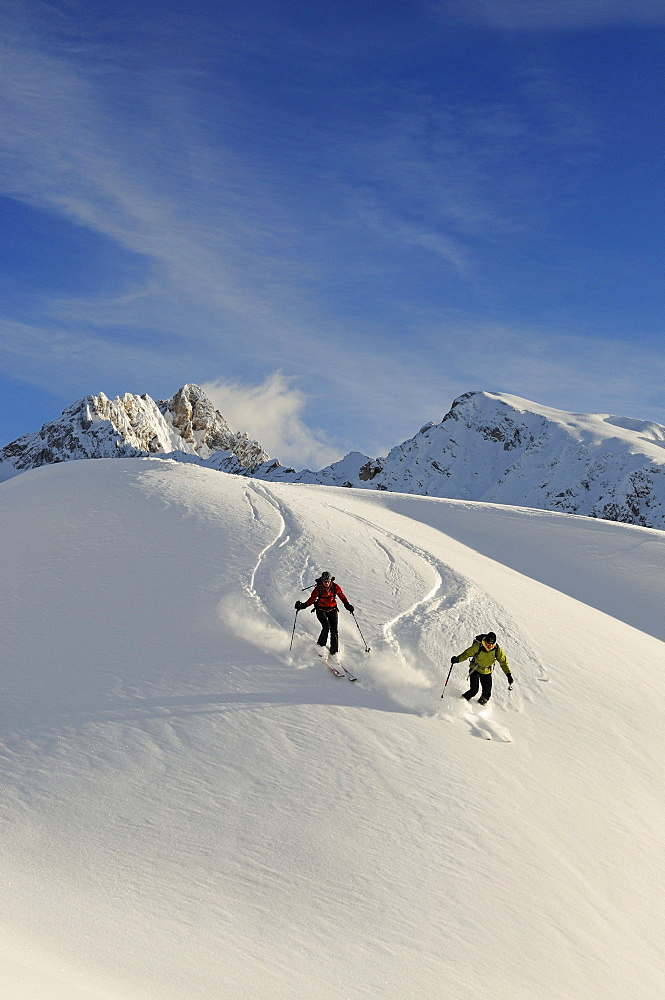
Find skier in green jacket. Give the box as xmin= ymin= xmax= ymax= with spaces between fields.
xmin=451 ymin=631 xmax=514 ymax=705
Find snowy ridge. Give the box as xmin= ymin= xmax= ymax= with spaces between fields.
xmin=0 ymin=457 xmax=664 ymax=999
xmin=262 ymin=390 xmax=665 ymax=529
xmin=2 ymin=386 xmax=665 ymax=529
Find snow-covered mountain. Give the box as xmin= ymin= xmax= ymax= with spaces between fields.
xmin=2 ymin=386 xmax=664 ymax=529
xmin=264 ymin=391 xmax=665 ymax=529
xmin=0 ymin=383 xmax=271 ymax=482
xmin=1 ymin=457 xmax=664 ymax=999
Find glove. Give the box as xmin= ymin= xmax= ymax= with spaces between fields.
xmin=507 ymin=672 xmax=514 ymax=689
xmin=344 ymin=603 xmax=355 ymax=613
xmin=295 ymin=601 xmax=305 ymax=611
xmin=450 ymin=656 xmax=459 ymax=665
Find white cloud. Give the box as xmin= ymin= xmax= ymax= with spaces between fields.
xmin=202 ymin=373 xmax=342 ymax=470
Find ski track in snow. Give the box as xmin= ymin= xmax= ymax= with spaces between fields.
xmin=245 ymin=482 xmax=316 ymax=648
xmin=222 ymin=481 xmax=542 ymax=741
xmin=232 ymin=482 xmax=341 ymax=671
xmin=214 ymin=482 xmax=296 ymax=665
xmin=322 ymin=501 xmax=543 ymax=736
xmin=245 ymin=485 xmax=288 ymax=596
xmin=328 ymin=503 xmax=468 ymax=669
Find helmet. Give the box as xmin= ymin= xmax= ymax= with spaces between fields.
xmin=484 ymin=631 xmax=497 ymax=644
xmin=320 ymin=571 xmax=332 ymax=583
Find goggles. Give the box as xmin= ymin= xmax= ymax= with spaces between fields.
xmin=482 ymin=639 xmax=496 ymax=648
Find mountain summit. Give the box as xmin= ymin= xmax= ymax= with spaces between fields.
xmin=262 ymin=391 xmax=665 ymax=529
xmin=0 ymin=383 xmax=271 ymax=482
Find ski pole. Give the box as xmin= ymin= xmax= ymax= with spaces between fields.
xmin=441 ymin=662 xmax=454 ymax=698
xmin=289 ymin=609 xmax=300 ymax=651
xmin=351 ymin=612 xmax=371 ymax=652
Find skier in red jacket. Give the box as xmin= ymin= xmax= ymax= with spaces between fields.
xmin=295 ymin=571 xmax=355 ymax=657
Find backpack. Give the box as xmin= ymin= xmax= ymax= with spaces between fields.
xmin=314 ymin=576 xmax=336 ymax=607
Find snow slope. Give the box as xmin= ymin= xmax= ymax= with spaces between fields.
xmin=0 ymin=458 xmax=664 ymax=999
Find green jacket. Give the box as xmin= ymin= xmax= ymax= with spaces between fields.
xmin=456 ymin=638 xmax=510 ymax=676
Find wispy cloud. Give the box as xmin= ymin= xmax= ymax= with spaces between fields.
xmin=435 ymin=0 xmax=665 ymax=30
xmin=0 ymin=4 xmax=603 ymax=349
xmin=202 ymin=373 xmax=341 ymax=469
xmin=0 ymin=317 xmax=186 ymax=394
xmin=0 ymin=24 xmax=503 ymax=434
xmin=0 ymin=3 xmax=661 ymax=463
xmin=427 ymin=320 xmax=665 ymax=426
xmin=331 ymin=66 xmax=601 ymax=266
xmin=0 ymin=36 xmax=324 ymax=357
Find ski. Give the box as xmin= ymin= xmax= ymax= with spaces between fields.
xmin=317 ymin=650 xmax=356 ymax=680
xmin=317 ymin=650 xmax=344 ymax=677
xmin=323 ymin=651 xmax=357 ymax=681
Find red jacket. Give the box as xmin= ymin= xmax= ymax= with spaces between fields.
xmin=302 ymin=580 xmax=349 ymax=611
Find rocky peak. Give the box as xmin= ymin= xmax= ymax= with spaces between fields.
xmin=159 ymin=384 xmax=229 ymax=451
xmin=0 ymin=384 xmax=271 ymax=483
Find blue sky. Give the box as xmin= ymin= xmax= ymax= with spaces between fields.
xmin=0 ymin=0 xmax=663 ymax=468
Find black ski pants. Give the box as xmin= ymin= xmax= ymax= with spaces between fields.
xmin=316 ymin=607 xmax=339 ymax=655
xmin=463 ymin=669 xmax=493 ymax=702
